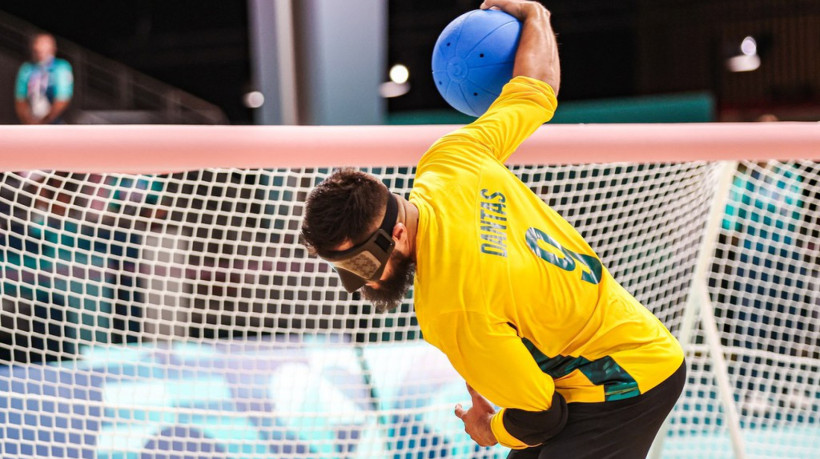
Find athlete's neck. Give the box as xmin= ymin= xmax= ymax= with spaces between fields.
xmin=399 ymin=198 xmax=420 ymax=263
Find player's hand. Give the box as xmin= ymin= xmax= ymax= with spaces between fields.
xmin=454 ymin=383 xmax=498 ymax=447
xmin=480 ymin=0 xmax=560 ymax=93
xmin=480 ymin=0 xmax=545 ymax=21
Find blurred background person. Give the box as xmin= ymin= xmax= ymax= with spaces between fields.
xmin=14 ymin=32 xmax=73 ymax=124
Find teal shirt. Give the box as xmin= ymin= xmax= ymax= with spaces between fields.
xmin=15 ymin=57 xmax=74 ymax=102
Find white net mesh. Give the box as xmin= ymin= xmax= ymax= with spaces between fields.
xmin=663 ymin=160 xmax=820 ymax=459
xmin=0 ymin=160 xmax=817 ymax=458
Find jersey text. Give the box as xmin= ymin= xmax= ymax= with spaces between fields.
xmin=479 ymin=189 xmax=508 ymax=257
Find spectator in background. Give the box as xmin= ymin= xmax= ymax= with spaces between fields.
xmin=14 ymin=33 xmax=73 ymax=124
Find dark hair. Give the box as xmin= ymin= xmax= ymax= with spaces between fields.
xmin=301 ymin=169 xmax=388 ymax=256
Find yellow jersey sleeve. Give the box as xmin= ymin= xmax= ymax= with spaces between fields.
xmin=491 ymin=409 xmax=530 ymax=449
xmin=424 ymin=76 xmax=557 ymax=165
xmin=427 ymin=311 xmax=555 ymax=449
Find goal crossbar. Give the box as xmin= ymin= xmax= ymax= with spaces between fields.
xmin=1 ymin=123 xmax=818 ymax=172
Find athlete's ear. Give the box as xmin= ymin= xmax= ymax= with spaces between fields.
xmin=392 ymin=222 xmax=406 ymax=241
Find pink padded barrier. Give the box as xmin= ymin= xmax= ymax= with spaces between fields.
xmin=1 ymin=123 xmax=818 ymax=173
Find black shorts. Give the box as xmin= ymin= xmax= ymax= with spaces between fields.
xmin=508 ymin=361 xmax=686 ymax=459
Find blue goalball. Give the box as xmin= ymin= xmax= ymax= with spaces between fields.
xmin=432 ymin=9 xmax=522 ymax=117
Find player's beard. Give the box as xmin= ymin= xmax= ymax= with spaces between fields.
xmin=361 ymin=251 xmax=415 ymax=313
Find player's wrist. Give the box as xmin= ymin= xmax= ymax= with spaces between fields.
xmin=521 ymin=2 xmax=548 ymax=19
xmin=477 ymin=412 xmax=499 ymax=446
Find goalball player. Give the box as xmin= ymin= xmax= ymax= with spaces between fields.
xmin=301 ymin=1 xmax=686 ymax=457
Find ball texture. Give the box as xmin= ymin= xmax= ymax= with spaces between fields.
xmin=432 ymin=9 xmax=522 ymax=117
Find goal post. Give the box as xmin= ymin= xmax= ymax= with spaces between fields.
xmin=650 ymin=160 xmax=745 ymax=459
xmin=0 ymin=124 xmax=818 ymax=458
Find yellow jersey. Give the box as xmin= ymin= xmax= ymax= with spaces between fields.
xmin=408 ymin=76 xmax=684 ymax=449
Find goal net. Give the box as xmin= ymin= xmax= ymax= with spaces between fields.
xmin=0 ymin=124 xmax=817 ymax=458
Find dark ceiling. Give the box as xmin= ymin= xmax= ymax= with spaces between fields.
xmin=387 ymin=0 xmax=641 ymax=113
xmin=2 ymin=0 xmax=251 ymax=122
xmin=2 ymin=0 xmax=818 ymax=124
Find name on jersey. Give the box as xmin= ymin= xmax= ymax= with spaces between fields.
xmin=479 ymin=189 xmax=508 ymax=257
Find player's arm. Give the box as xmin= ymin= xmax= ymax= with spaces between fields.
xmin=433 ymin=0 xmax=559 ymax=163
xmin=456 ymin=381 xmax=567 ymax=448
xmin=482 ymin=0 xmax=560 ymax=93
xmin=438 ymin=313 xmax=568 ymax=449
